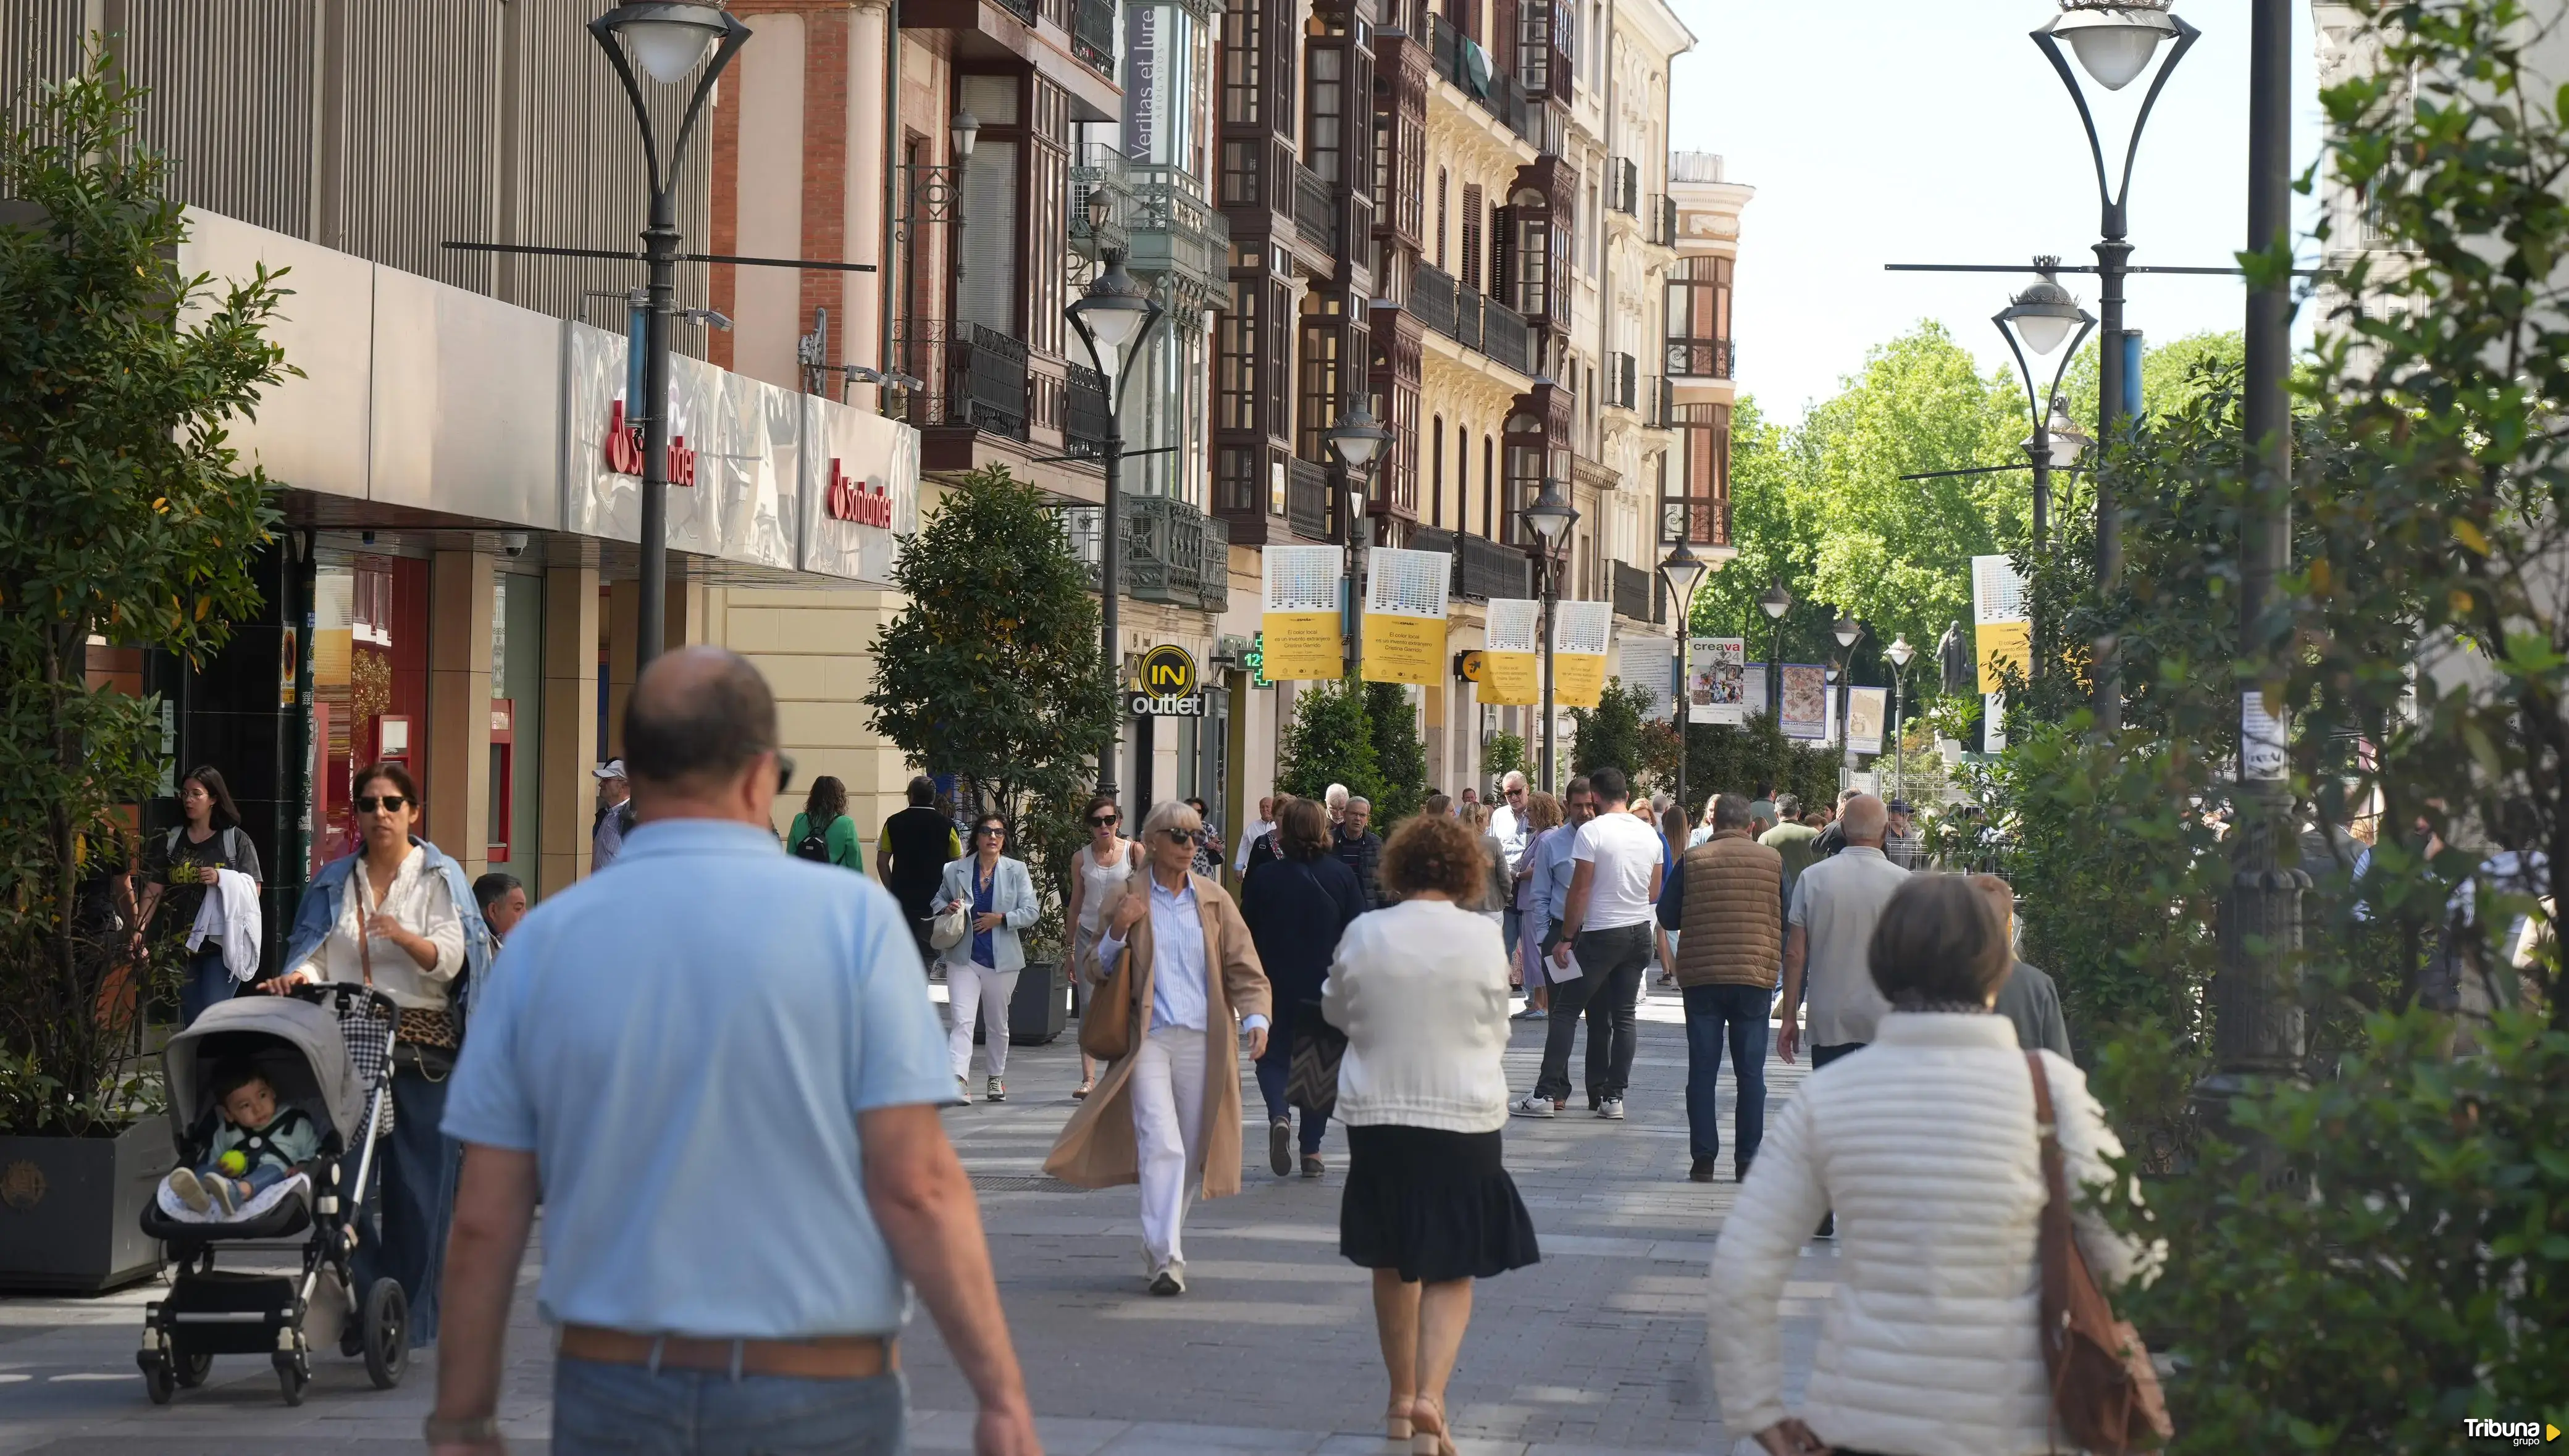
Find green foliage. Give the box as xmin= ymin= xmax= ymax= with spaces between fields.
xmin=1361 ymin=681 xmax=1428 ymax=826
xmin=1481 ymin=730 xmax=1528 ymax=793
xmin=1653 ymin=714 xmax=1843 ymax=816
xmin=1276 ymin=679 xmax=1380 ymax=806
xmin=0 ymin=51 xmax=288 ymax=1136
xmin=1570 ymin=678 xmax=1651 ymax=788
xmin=863 ymin=464 xmax=1117 ymax=948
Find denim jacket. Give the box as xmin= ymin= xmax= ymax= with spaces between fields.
xmin=283 ymin=836 xmax=493 ymax=1023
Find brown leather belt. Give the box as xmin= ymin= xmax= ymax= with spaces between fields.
xmin=558 ymin=1324 xmax=898 ymax=1380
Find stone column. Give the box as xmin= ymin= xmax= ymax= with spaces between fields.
xmin=605 ymin=579 xmax=640 ymax=759
xmin=427 ymin=549 xmax=496 ymax=879
xmin=540 ymin=563 xmax=601 ymax=898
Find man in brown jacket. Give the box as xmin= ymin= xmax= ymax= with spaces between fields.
xmin=1656 ymin=793 xmax=1783 ymax=1182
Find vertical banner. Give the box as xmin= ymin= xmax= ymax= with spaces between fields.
xmin=1360 ymin=545 xmax=1452 ymax=685
xmin=1690 ymin=637 xmax=1747 ymax=724
xmin=1480 ymin=599 xmax=1541 ymax=705
xmin=1972 ymin=553 xmax=2031 ymax=693
xmin=1552 ymin=600 xmax=1613 ymax=709
xmin=1846 ymin=686 xmax=1888 ymax=755
xmin=1779 ymin=664 xmax=1829 ymax=740
xmin=1743 ymin=661 xmax=1770 ymax=718
xmin=1260 ymin=545 xmax=1344 ymax=682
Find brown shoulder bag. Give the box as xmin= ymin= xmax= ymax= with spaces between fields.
xmin=1078 ymin=892 xmax=1137 ymax=1063
xmin=2026 ymin=1052 xmax=2172 ymax=1454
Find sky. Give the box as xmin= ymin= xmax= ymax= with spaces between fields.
xmin=1666 ymin=0 xmax=2328 ymax=422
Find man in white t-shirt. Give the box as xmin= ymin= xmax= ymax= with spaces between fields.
xmin=1523 ymin=767 xmax=1662 ymax=1119
xmin=1490 ymin=771 xmax=1531 ymax=961
xmin=1231 ymin=795 xmax=1276 ymax=877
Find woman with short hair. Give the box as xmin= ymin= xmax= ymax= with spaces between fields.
xmin=1240 ymin=796 xmax=1366 ymax=1178
xmin=1326 ymin=813 xmax=1539 ymax=1454
xmin=1705 ymin=874 xmax=2153 ymax=1456
xmin=931 ymin=812 xmax=1041 ymax=1103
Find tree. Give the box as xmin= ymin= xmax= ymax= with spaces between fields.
xmin=1276 ymin=679 xmax=1379 ymax=807
xmin=1570 ymin=678 xmax=1651 ymax=789
xmin=1481 ymin=730 xmax=1527 ymax=792
xmin=1362 ymin=681 xmax=1428 ymax=825
xmin=863 ymin=464 xmax=1117 ymax=946
xmin=0 ymin=53 xmax=290 ymax=1136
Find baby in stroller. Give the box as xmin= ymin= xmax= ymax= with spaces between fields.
xmin=162 ymin=1060 xmax=322 ymax=1219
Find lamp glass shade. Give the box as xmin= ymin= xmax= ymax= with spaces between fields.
xmin=1887 ymin=634 xmax=1915 ymax=668
xmin=1758 ymin=580 xmax=1792 ymax=621
xmin=1657 ymin=544 xmax=1708 ymax=605
xmin=1084 ymin=191 xmax=1110 ymax=233
xmin=1832 ymin=614 xmax=1861 ymax=649
xmin=2057 ymin=9 xmax=2176 ymax=91
xmin=1522 ymin=483 xmax=1577 ymax=544
xmin=1071 ymin=294 xmax=1148 ymax=354
xmin=622 ymin=14 xmax=721 ymax=82
xmin=1325 ymin=408 xmax=1389 ymax=470
xmin=2014 ymin=310 xmax=2076 ymax=356
xmin=950 ymin=109 xmax=980 ymax=161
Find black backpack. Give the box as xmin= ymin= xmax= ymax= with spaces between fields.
xmin=794 ymin=813 xmax=836 ymax=863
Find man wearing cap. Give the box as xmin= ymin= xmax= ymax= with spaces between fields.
xmin=590 ymin=759 xmax=633 ymax=873
xmin=1884 ymin=798 xmax=1924 ymax=870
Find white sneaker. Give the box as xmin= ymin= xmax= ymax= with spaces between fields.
xmin=1148 ymin=1261 xmax=1186 ymax=1296
xmin=1511 ymin=1093 xmax=1559 ymax=1119
xmin=985 ymin=1077 xmax=1007 ymax=1103
xmin=1598 ymin=1097 xmax=1627 ymax=1120
xmin=954 ymin=1076 xmax=972 ymax=1104
xmin=167 ymin=1168 xmax=210 ymax=1214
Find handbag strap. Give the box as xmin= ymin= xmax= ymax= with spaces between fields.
xmin=2027 ymin=1050 xmax=2071 ymax=1455
xmin=354 ymin=870 xmax=377 ymax=989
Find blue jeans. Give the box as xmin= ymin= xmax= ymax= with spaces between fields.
xmin=1252 ymin=1000 xmax=1328 ymax=1156
xmin=195 ymin=1159 xmax=293 ymax=1199
xmin=179 ymin=943 xmax=233 ymax=1026
xmin=1680 ymin=984 xmax=1771 ymax=1172
xmin=553 ymin=1357 xmax=907 ymax=1455
xmin=344 ymin=1063 xmax=457 ymax=1348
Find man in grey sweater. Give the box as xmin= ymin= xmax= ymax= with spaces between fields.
xmin=1970 ymin=874 xmax=2072 ymax=1058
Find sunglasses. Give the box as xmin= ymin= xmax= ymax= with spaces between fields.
xmin=1506 ymin=788 xmax=1525 ymax=797
xmin=1159 ymin=828 xmax=1195 ymax=845
xmin=976 ymin=824 xmax=1007 ymax=837
xmin=354 ymin=794 xmax=408 ymax=814
xmin=1089 ymin=814 xmax=1119 ymax=827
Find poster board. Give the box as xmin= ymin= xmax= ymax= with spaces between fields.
xmin=1846 ymin=685 xmax=1887 ymax=755
xmin=1779 ymin=664 xmax=1828 ymax=740
xmin=1691 ymin=637 xmax=1747 ymax=725
xmin=1480 ymin=599 xmax=1541 ymax=705
xmin=1552 ymin=600 xmax=1613 ymax=709
xmin=1972 ymin=553 xmax=2031 ymax=693
xmin=1360 ymin=546 xmax=1451 ymax=686
xmin=1260 ymin=545 xmax=1344 ymax=682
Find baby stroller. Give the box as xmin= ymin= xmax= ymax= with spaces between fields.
xmin=135 ymin=982 xmax=404 ymax=1406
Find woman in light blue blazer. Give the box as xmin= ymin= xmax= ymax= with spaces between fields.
xmin=930 ymin=812 xmax=1041 ymax=1102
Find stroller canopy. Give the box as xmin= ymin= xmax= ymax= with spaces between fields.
xmin=162 ymin=995 xmax=367 ymax=1145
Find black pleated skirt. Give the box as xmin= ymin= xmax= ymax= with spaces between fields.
xmin=1339 ymin=1124 xmax=1541 ymax=1283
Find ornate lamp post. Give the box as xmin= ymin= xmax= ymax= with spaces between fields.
xmin=1065 ymin=249 xmax=1167 ymax=800
xmin=1657 ymin=540 xmax=1711 ymax=826
xmin=1757 ymin=578 xmax=1793 ymax=723
xmin=1323 ymin=402 xmax=1393 ymax=680
xmin=590 ymin=0 xmax=750 ymax=666
xmin=1521 ymin=481 xmax=1578 ymax=792
xmin=1832 ymin=612 xmax=1864 ymax=787
xmin=1886 ymin=633 xmax=1916 ymax=803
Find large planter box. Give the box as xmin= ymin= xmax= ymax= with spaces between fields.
xmin=0 ymin=1118 xmax=172 ymax=1294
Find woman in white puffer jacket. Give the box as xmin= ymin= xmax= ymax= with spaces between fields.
xmin=1706 ymin=874 xmax=2155 ymax=1456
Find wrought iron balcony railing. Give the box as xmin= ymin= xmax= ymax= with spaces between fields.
xmin=892 ymin=318 xmax=1029 ymax=439
xmin=1429 ymin=14 xmax=1543 ymax=151
xmin=1664 ymin=335 xmax=1733 ymax=380
xmin=1065 ymin=362 xmax=1109 ymax=458
xmin=1121 ymin=159 xmax=1229 ymax=304
xmin=1413 ymin=527 xmax=1532 ymax=603
xmin=1647 ymin=193 xmax=1678 ymax=246
xmin=1411 ymin=259 xmax=1535 ymax=377
xmin=1054 ymin=494 xmax=1230 ymax=614
xmin=1070 ymin=0 xmax=1116 ymax=75
xmin=1294 ymin=164 xmax=1338 ymax=254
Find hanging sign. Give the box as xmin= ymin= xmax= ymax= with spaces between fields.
xmin=1480 ymin=598 xmax=1541 ymax=706
xmin=1690 ymin=637 xmax=1746 ymax=725
xmin=1846 ymin=686 xmax=1888 ymax=756
xmin=1129 ymin=643 xmax=1204 ymax=716
xmin=1972 ymin=554 xmax=2032 ymax=694
xmin=1552 ymin=600 xmax=1613 ymax=710
xmin=1779 ymin=664 xmax=1829 ymax=740
xmin=1360 ymin=546 xmax=1452 ymax=686
xmin=1260 ymin=545 xmax=1344 ymax=682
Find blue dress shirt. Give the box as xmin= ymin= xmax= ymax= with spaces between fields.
xmin=1096 ymin=872 xmax=1268 ymax=1036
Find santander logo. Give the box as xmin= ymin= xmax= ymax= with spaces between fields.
xmin=824 ymin=458 xmax=894 ymax=527
xmin=603 ymin=399 xmax=698 ymax=486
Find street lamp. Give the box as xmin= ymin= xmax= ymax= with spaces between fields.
xmin=590 ymin=0 xmax=751 ymax=667
xmin=2033 ymin=0 xmax=2200 ymax=733
xmin=1658 ymin=541 xmax=1712 ymax=826
xmin=1832 ymin=613 xmax=1864 ymax=787
xmin=1886 ymin=633 xmax=1916 ymax=805
xmin=1521 ymin=480 xmax=1578 ymax=793
xmin=1323 ymin=401 xmax=1393 ymax=679
xmin=1994 ymin=261 xmax=2097 ymax=558
xmin=1757 ymin=577 xmax=1792 ymax=726
xmin=1065 ymin=248 xmax=1168 ymax=800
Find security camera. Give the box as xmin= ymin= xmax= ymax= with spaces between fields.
xmin=502 ymin=532 xmax=530 ymax=558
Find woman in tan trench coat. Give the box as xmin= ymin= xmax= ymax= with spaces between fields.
xmin=1046 ymin=799 xmax=1273 ymax=1295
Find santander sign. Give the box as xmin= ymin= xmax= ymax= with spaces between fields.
xmin=603 ymin=398 xmax=698 ymax=486
xmin=824 ymin=458 xmax=894 ymax=527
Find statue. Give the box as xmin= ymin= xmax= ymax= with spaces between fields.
xmin=1937 ymin=620 xmax=1974 ymax=698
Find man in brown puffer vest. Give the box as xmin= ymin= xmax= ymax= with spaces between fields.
xmin=1656 ymin=793 xmax=1783 ymax=1182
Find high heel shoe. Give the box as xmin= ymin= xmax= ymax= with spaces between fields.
xmin=1383 ymin=1395 xmax=1414 ymax=1441
xmin=1409 ymin=1394 xmax=1458 ymax=1456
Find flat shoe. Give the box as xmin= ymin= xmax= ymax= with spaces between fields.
xmin=1072 ymin=1081 xmax=1093 ymax=1100
xmin=167 ymin=1168 xmax=209 ymax=1214
xmin=1268 ymin=1118 xmax=1293 ymax=1176
xmin=1301 ymin=1154 xmax=1325 ymax=1178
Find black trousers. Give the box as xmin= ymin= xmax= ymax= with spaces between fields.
xmin=1532 ymin=923 xmax=1651 ymax=1102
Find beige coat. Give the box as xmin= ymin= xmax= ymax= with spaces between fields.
xmin=1044 ymin=871 xmax=1273 ymax=1196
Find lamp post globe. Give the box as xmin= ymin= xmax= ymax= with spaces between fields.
xmin=600 ymin=1 xmax=731 ymax=82
xmin=1757 ymin=579 xmax=1792 ymax=622
xmin=949 ymin=108 xmax=980 ymax=163
xmin=2000 ymin=274 xmax=2086 ymax=358
xmin=1887 ymin=634 xmax=1915 ymax=669
xmin=2048 ymin=1 xmax=2180 ymax=91
xmin=1656 ymin=540 xmax=1709 ymax=609
xmin=1323 ymin=401 xmax=1390 ymax=473
xmin=1523 ymin=479 xmax=1576 ymax=546
xmin=1832 ymin=613 xmax=1862 ymax=650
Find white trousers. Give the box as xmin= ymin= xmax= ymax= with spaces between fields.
xmin=945 ymin=960 xmax=1020 ymax=1079
xmin=1129 ymin=1024 xmax=1207 ymax=1269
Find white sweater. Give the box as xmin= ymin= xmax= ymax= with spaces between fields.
xmin=1320 ymin=900 xmax=1513 ymax=1132
xmin=1706 ymin=1012 xmax=2155 ymax=1456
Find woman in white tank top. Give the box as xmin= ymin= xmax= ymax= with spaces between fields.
xmin=1065 ymin=793 xmax=1141 ymax=1098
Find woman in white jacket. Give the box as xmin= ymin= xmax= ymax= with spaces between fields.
xmin=1323 ymin=813 xmax=1540 ymax=1455
xmin=1706 ymin=873 xmax=2153 ymax=1456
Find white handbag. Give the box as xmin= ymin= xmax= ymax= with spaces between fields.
xmin=929 ymin=898 xmax=971 ymax=952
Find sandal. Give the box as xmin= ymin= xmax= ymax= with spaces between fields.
xmin=1072 ymin=1079 xmax=1094 ymax=1100
xmin=1409 ymin=1394 xmax=1458 ymax=1456
xmin=1384 ymin=1395 xmax=1414 ymax=1441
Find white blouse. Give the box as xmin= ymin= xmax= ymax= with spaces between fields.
xmin=289 ymin=847 xmax=466 ymax=1010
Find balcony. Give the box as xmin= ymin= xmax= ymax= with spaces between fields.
xmin=1070 ymin=144 xmax=1134 ymax=262
xmin=1646 ymin=375 xmax=1674 ymax=429
xmin=1429 ymin=14 xmax=1544 ymax=152
xmin=1660 ymin=496 xmax=1733 ymax=553
xmin=1612 ymin=560 xmax=1656 ymax=624
xmin=1609 ymin=158 xmax=1638 ymax=215
xmin=1070 ymin=0 xmax=1116 ymax=75
xmin=1665 ymin=336 xmax=1734 ymax=380
xmin=1123 ymin=161 xmax=1230 ymax=306
xmin=892 ymin=319 xmax=1029 ymax=438
xmin=1054 ymin=495 xmax=1231 ymax=614
xmin=1647 ymin=193 xmax=1678 ymax=246
xmin=1411 ymin=260 xmax=1536 ymax=377
xmin=1065 ymin=363 xmax=1108 ymax=458
xmin=1286 ymin=456 xmax=1333 ymax=542
xmin=1293 ymin=163 xmax=1339 ymax=255
xmin=1428 ymin=529 xmax=1530 ymax=602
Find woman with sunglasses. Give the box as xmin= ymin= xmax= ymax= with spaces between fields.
xmin=267 ymin=761 xmax=493 ymax=1351
xmin=1063 ymin=793 xmax=1142 ymax=1099
xmin=929 ymin=813 xmax=1040 ymax=1103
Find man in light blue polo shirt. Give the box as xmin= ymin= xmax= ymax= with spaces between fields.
xmin=430 ymin=648 xmax=1039 ymax=1456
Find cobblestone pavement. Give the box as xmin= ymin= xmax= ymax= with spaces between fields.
xmin=1 ymin=980 xmax=1829 ymax=1455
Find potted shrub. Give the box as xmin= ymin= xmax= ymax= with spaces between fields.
xmin=0 ymin=52 xmax=287 ymax=1291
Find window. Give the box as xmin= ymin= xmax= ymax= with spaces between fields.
xmin=1675 ymin=401 xmax=1732 ymax=545
xmin=1299 ymin=307 xmax=1344 ymax=463
xmin=1220 ymin=445 xmax=1264 ymax=515
xmin=1222 ymin=139 xmax=1259 ymax=206
xmin=1435 ymin=167 xmax=1449 ymax=271
xmin=1218 ymin=280 xmax=1260 ymax=430
xmin=1460 ymin=184 xmax=1483 ymax=291
xmin=1308 ymin=46 xmax=1344 ymax=185
xmin=1223 ymin=0 xmax=1262 ymax=125
xmin=1430 ymin=416 xmax=1444 ymax=527
xmin=1481 ymin=435 xmax=1494 ymax=538
xmin=1664 ymin=254 xmax=1733 ymax=377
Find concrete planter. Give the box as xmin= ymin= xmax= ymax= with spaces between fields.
xmin=0 ymin=1118 xmax=172 ymax=1294
xmin=970 ymin=960 xmax=1070 ymax=1047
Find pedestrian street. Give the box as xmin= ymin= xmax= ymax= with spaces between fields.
xmin=0 ymin=982 xmax=1829 ymax=1456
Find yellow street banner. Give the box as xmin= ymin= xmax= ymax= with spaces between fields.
xmin=1976 ymin=619 xmax=2031 ymax=694
xmin=1260 ymin=545 xmax=1345 ymax=682
xmin=1972 ymin=554 xmax=2032 ymax=693
xmin=1553 ymin=599 xmax=1613 ymax=710
xmin=1360 ymin=545 xmax=1452 ymax=686
xmin=1478 ymin=599 xmax=1542 ymax=705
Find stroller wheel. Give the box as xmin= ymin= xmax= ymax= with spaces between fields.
xmin=362 ymin=1278 xmax=409 ymax=1389
xmin=174 ymin=1348 xmax=214 ymax=1388
xmin=139 ymin=1351 xmax=174 ymax=1406
xmin=275 ymin=1357 xmax=308 ymax=1407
